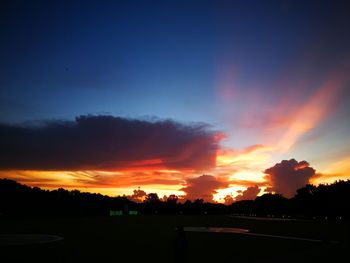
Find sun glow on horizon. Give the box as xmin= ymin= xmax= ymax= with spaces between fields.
xmin=2 ymin=145 xmax=349 ymax=201
xmin=213 ymin=185 xmax=247 ymax=203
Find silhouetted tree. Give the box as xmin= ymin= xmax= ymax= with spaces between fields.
xmin=254 ymin=193 xmax=290 ymax=216
xmin=1 ymin=179 xmax=349 ymax=218
xmin=144 ymin=193 xmax=160 ymax=203
xmin=166 ymin=194 xmax=178 ymax=204
xmin=0 ymin=179 xmax=133 ymax=216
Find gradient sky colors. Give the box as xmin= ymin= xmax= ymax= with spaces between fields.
xmin=1 ymin=0 xmax=350 ymax=202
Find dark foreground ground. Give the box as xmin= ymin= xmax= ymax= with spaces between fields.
xmin=0 ymin=215 xmax=349 ymax=263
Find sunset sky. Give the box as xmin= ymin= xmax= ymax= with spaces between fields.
xmin=1 ymin=0 xmax=350 ymax=202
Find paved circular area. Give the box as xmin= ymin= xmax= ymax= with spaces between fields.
xmin=0 ymin=234 xmax=64 ymax=246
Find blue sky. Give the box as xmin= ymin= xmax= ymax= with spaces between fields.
xmin=2 ymin=0 xmax=348 ymax=124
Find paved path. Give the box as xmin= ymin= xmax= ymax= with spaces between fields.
xmin=0 ymin=234 xmax=63 ymax=246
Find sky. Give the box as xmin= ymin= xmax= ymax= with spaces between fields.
xmin=1 ymin=0 xmax=350 ymax=203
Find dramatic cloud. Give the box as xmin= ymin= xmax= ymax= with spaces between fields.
xmin=264 ymin=159 xmax=316 ymax=197
xmin=0 ymin=115 xmax=220 ymax=171
xmin=235 ymin=185 xmax=260 ymax=201
xmin=181 ymin=175 xmax=229 ymax=202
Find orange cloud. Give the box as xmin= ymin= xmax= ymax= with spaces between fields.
xmin=215 ymin=145 xmax=273 ymax=188
xmin=0 ymin=169 xmax=185 ymax=190
xmin=0 ymin=169 xmax=187 ymax=197
xmin=216 ymin=144 xmax=274 ymax=167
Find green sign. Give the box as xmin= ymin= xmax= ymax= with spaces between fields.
xmin=129 ymin=211 xmax=138 ymax=215
xmin=110 ymin=210 xmax=123 ymax=216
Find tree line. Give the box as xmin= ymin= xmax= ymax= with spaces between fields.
xmin=231 ymin=180 xmax=350 ymax=219
xmin=0 ymin=178 xmax=349 ymax=219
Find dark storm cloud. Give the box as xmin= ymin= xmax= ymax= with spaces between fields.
xmin=0 ymin=115 xmax=219 ymax=170
xmin=264 ymin=159 xmax=316 ymax=197
xmin=181 ymin=175 xmax=229 ymax=202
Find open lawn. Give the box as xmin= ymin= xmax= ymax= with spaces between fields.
xmin=0 ymin=215 xmax=349 ymax=262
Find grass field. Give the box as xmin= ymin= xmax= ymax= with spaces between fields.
xmin=0 ymin=215 xmax=349 ymax=262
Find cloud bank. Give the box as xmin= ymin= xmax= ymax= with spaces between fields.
xmin=0 ymin=115 xmax=220 ymax=171
xmin=264 ymin=159 xmax=316 ymax=197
